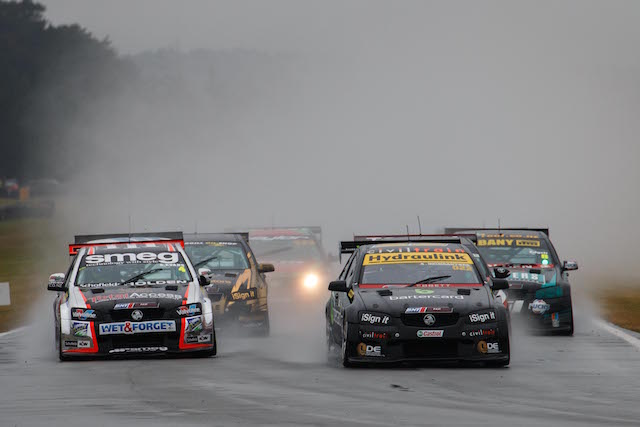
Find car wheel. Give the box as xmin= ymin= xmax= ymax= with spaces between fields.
xmin=57 ymin=324 xmax=70 ymax=362
xmin=326 ymin=319 xmax=338 ymax=362
xmin=341 ymin=320 xmax=353 ymax=368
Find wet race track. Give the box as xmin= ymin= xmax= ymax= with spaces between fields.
xmin=0 ymin=294 xmax=639 ymax=427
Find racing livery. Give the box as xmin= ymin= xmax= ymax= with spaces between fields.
xmin=184 ymin=233 xmax=273 ymax=335
xmin=326 ymin=235 xmax=511 ymax=367
xmin=248 ymin=227 xmax=331 ymax=299
xmin=48 ymin=232 xmax=216 ymax=360
xmin=445 ymin=228 xmax=577 ymax=335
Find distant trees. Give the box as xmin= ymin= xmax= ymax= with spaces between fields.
xmin=0 ymin=0 xmax=130 ymax=180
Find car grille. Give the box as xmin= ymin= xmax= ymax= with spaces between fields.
xmin=109 ymin=308 xmax=166 ymax=321
xmin=403 ymin=341 xmax=459 ymax=358
xmin=401 ymin=313 xmax=460 ymax=327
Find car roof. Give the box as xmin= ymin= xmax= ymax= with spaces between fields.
xmin=473 ymin=229 xmax=548 ymax=238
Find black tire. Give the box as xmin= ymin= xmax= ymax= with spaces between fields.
xmin=340 ymin=320 xmax=353 ymax=368
xmin=326 ymin=319 xmax=338 ymax=363
xmin=56 ymin=323 xmax=71 ymax=362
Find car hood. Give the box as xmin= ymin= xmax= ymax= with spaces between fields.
xmin=357 ymin=285 xmax=492 ymax=315
xmin=505 ymin=267 xmax=558 ymax=291
xmin=81 ymin=283 xmax=190 ymax=310
xmin=204 ymin=269 xmax=252 ymax=296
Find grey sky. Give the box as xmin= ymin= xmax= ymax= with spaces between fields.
xmin=38 ymin=1 xmax=640 ymax=281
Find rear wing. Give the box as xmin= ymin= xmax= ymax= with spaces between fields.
xmin=339 ymin=234 xmax=476 ymax=262
xmin=444 ymin=227 xmax=550 ymax=237
xmin=70 ymin=232 xmax=184 ymax=256
xmin=184 ymin=232 xmax=249 ymax=244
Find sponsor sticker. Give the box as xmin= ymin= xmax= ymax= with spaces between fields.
xmin=357 ymin=343 xmax=383 ymax=357
xmin=417 ymin=330 xmax=444 ymax=338
xmin=109 ymin=346 xmax=168 ymax=354
xmin=176 ymin=304 xmax=202 ymax=316
xmin=414 ymin=289 xmax=434 ymax=295
xmin=197 ymin=334 xmax=212 ymax=343
xmin=99 ymin=320 xmax=176 ymax=335
xmin=477 ymin=239 xmax=541 ymax=248
xmin=477 ymin=340 xmax=501 ymax=354
xmin=529 ymin=299 xmax=550 ymax=314
xmin=468 ymin=328 xmax=496 ymax=337
xmin=64 ymin=340 xmax=78 ymax=347
xmin=389 ymin=295 xmax=464 ymax=301
xmin=231 ymin=289 xmax=257 ymax=301
xmin=71 ymin=321 xmax=89 ymax=337
xmin=91 ymin=292 xmax=183 ymax=303
xmin=361 ymin=331 xmax=389 ymax=340
xmin=468 ymin=311 xmax=496 ymax=323
xmin=405 ymin=306 xmax=454 ymax=314
xmin=360 ymin=312 xmax=390 ymax=325
xmin=72 ymin=308 xmax=97 ymax=320
xmin=509 ymin=272 xmax=545 ymax=284
xmin=78 ymin=340 xmax=91 ymax=348
xmin=84 ymin=252 xmax=179 ymax=265
xmin=185 ymin=316 xmax=203 ymax=333
xmin=114 ymin=302 xmax=160 ymax=310
xmin=551 ymin=312 xmax=560 ymax=328
xmin=363 ymin=252 xmax=473 ymax=266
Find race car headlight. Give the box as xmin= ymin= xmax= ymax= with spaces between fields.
xmin=359 ymin=311 xmax=391 ymax=326
xmin=303 ymin=273 xmax=319 ymax=289
xmin=466 ymin=310 xmax=497 ymax=324
xmin=175 ymin=303 xmax=203 ymax=317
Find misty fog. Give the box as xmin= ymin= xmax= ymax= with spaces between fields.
xmin=37 ymin=0 xmax=640 ymax=284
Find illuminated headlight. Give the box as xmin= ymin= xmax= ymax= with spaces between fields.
xmin=303 ymin=273 xmax=319 ymax=289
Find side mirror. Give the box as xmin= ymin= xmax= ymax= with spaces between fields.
xmin=328 ymin=280 xmax=348 ymax=292
xmin=493 ymin=267 xmax=510 ymax=279
xmin=491 ymin=278 xmax=509 ymax=291
xmin=198 ymin=268 xmax=211 ymax=286
xmin=562 ymin=260 xmax=578 ymax=271
xmin=47 ymin=273 xmax=66 ymax=292
xmin=258 ymin=263 xmax=275 ymax=273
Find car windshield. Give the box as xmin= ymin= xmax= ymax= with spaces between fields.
xmin=361 ymin=251 xmax=482 ymax=285
xmin=476 ymin=237 xmax=555 ymax=266
xmin=75 ymin=248 xmax=192 ymax=287
xmin=250 ymin=237 xmax=323 ymax=262
xmin=184 ymin=243 xmax=249 ymax=270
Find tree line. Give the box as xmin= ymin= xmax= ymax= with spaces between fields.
xmin=0 ymin=0 xmax=130 ymax=181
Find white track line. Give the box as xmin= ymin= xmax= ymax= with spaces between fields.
xmin=594 ymin=319 xmax=640 ymax=352
xmin=0 ymin=326 xmax=27 ymax=339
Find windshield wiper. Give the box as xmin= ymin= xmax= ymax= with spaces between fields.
xmin=194 ymin=256 xmax=218 ymax=268
xmin=121 ymin=267 xmax=172 ymax=286
xmin=407 ymin=275 xmax=451 ymax=287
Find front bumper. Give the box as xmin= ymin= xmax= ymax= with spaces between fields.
xmin=60 ymin=316 xmax=214 ymax=357
xmin=346 ymin=320 xmax=509 ymax=363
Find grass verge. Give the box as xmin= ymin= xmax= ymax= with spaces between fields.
xmin=0 ymin=218 xmax=66 ymax=332
xmin=600 ymin=288 xmax=640 ymax=333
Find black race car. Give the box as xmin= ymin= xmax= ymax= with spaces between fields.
xmin=184 ymin=233 xmax=274 ymax=335
xmin=325 ymin=235 xmax=511 ymax=367
xmin=48 ymin=232 xmax=216 ymax=360
xmin=445 ymin=228 xmax=577 ymax=335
